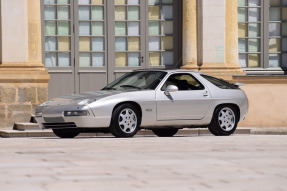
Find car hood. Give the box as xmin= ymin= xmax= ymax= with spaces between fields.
xmin=41 ymin=90 xmax=129 ymax=106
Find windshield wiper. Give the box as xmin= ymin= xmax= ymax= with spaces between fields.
xmin=102 ymin=87 xmax=116 ymax=90
xmin=120 ymin=85 xmax=142 ymax=90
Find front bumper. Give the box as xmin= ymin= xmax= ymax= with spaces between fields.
xmin=35 ymin=105 xmax=111 ymax=129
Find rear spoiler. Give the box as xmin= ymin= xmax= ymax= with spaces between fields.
xmin=232 ymin=83 xmax=246 ymax=88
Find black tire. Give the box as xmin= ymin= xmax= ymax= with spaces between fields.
xmin=109 ymin=104 xmax=141 ymax=138
xmin=152 ymin=128 xmax=178 ymax=137
xmin=52 ymin=128 xmax=80 ymax=138
xmin=208 ymin=105 xmax=238 ymax=136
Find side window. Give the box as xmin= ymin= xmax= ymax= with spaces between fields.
xmin=201 ymin=75 xmax=239 ymax=89
xmin=161 ymin=74 xmax=205 ymax=91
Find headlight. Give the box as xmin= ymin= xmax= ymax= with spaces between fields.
xmin=64 ymin=110 xmax=90 ymax=116
xmin=77 ymin=99 xmax=96 ymax=105
xmin=35 ymin=112 xmax=43 ymax=117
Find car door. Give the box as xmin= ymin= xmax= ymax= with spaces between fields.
xmin=156 ymin=73 xmax=211 ymax=121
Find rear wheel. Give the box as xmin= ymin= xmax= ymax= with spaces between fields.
xmin=52 ymin=128 xmax=80 ymax=138
xmin=152 ymin=128 xmax=178 ymax=137
xmin=208 ymin=105 xmax=238 ymax=136
xmin=109 ymin=104 xmax=140 ymax=138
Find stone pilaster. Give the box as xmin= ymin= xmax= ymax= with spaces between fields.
xmin=0 ymin=0 xmax=49 ymax=128
xmin=181 ymin=0 xmax=198 ymax=70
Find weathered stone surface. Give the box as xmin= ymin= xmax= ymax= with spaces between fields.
xmin=0 ymin=87 xmax=16 ymax=103
xmin=37 ymin=87 xmax=48 ymax=104
xmin=18 ymin=87 xmax=36 ymax=103
xmin=0 ymin=105 xmax=6 ymax=127
xmin=7 ymin=105 xmax=32 ymax=126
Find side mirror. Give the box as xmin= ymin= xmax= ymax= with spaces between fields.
xmin=164 ymin=85 xmax=178 ymax=96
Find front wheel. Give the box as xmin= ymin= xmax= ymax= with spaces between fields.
xmin=208 ymin=105 xmax=238 ymax=136
xmin=109 ymin=104 xmax=140 ymax=138
xmin=52 ymin=128 xmax=80 ymax=138
xmin=152 ymin=128 xmax=178 ymax=137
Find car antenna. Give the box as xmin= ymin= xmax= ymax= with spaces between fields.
xmin=173 ymin=56 xmax=183 ymax=69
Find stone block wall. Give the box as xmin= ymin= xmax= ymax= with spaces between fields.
xmin=0 ymin=84 xmax=48 ymax=129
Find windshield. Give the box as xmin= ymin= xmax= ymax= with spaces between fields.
xmin=102 ymin=71 xmax=167 ymax=91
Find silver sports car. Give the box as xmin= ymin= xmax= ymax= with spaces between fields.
xmin=35 ymin=69 xmax=248 ymax=138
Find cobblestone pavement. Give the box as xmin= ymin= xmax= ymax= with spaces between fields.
xmin=0 ymin=135 xmax=287 ymax=191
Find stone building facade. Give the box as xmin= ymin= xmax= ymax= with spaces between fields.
xmin=0 ymin=0 xmax=286 ymax=128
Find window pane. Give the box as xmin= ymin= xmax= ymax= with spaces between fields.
xmin=92 ymin=6 xmax=104 ymax=20
xmin=79 ymin=53 xmax=91 ymax=67
xmin=116 ymin=52 xmax=127 ymax=66
xmin=58 ymin=37 xmax=70 ymax=51
xmin=92 ymin=22 xmax=104 ymax=35
xmin=283 ymin=0 xmax=287 ymax=6
xmin=128 ymin=22 xmax=140 ymax=36
xmin=249 ymin=0 xmax=260 ymax=6
xmin=248 ymin=23 xmax=260 ymax=37
xmin=127 ymin=0 xmax=139 ymax=5
xmin=162 ymin=0 xmax=173 ymax=5
xmin=162 ymin=6 xmax=173 ymax=20
xmin=45 ymin=37 xmax=57 ymax=51
xmin=237 ymin=0 xmax=247 ymax=6
xmin=270 ymin=0 xmax=280 ymax=6
xmin=115 ymin=0 xmax=126 ymax=5
xmin=115 ymin=6 xmax=126 ymax=21
xmin=149 ymin=52 xmax=161 ymax=66
xmin=162 ymin=51 xmax=173 ymax=66
xmin=92 ymin=0 xmax=103 ymax=4
xmin=45 ymin=21 xmax=57 ymax=35
xmin=44 ymin=0 xmax=56 ymax=4
xmin=248 ymin=39 xmax=260 ymax=52
xmin=58 ymin=6 xmax=69 ymax=20
xmin=115 ymin=37 xmax=127 ymax=51
xmin=128 ymin=53 xmax=140 ymax=66
xmin=128 ymin=7 xmax=140 ymax=21
xmin=149 ymin=0 xmax=160 ymax=5
xmin=269 ymin=8 xmax=281 ymax=21
xmin=239 ymin=54 xmax=247 ymax=67
xmin=269 ymin=23 xmax=280 ymax=36
xmin=128 ymin=37 xmax=140 ymax=51
xmin=238 ymin=39 xmax=247 ymax=52
xmin=283 ymin=23 xmax=287 ymax=36
xmin=92 ymin=37 xmax=104 ymax=51
xmin=58 ymin=21 xmax=70 ymax=35
xmin=269 ymin=38 xmax=281 ymax=53
xmin=45 ymin=53 xmax=57 ymax=66
xmin=44 ymin=6 xmax=56 ymax=20
xmin=162 ymin=21 xmax=173 ymax=35
xmin=283 ymin=8 xmax=287 ymax=20
xmin=248 ymin=8 xmax=260 ymax=22
xmin=79 ymin=0 xmax=90 ymax=5
xmin=282 ymin=38 xmax=287 ymax=52
xmin=249 ymin=54 xmax=260 ymax=67
xmin=59 ymin=53 xmax=70 ymax=67
xmin=238 ymin=8 xmax=247 ymax=22
xmin=238 ymin=23 xmax=247 ymax=37
xmin=79 ymin=37 xmax=91 ymax=51
xmin=58 ymin=0 xmax=70 ymax=4
xmin=149 ymin=37 xmax=161 ymax=51
xmin=149 ymin=21 xmax=161 ymax=35
xmin=92 ymin=53 xmax=104 ymax=66
xmin=115 ymin=22 xmax=127 ymax=36
xmin=162 ymin=36 xmax=173 ymax=50
xmin=269 ymin=54 xmax=280 ymax=68
xmin=149 ymin=6 xmax=160 ymax=20
xmin=79 ymin=22 xmax=90 ymax=35
xmin=79 ymin=6 xmax=90 ymax=20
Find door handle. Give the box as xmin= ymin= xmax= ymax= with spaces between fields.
xmin=203 ymin=91 xmax=209 ymax=97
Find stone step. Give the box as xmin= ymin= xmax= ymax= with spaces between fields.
xmin=13 ymin=123 xmax=41 ymax=131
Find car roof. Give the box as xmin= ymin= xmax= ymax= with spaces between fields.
xmin=133 ymin=69 xmax=201 ymax=74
